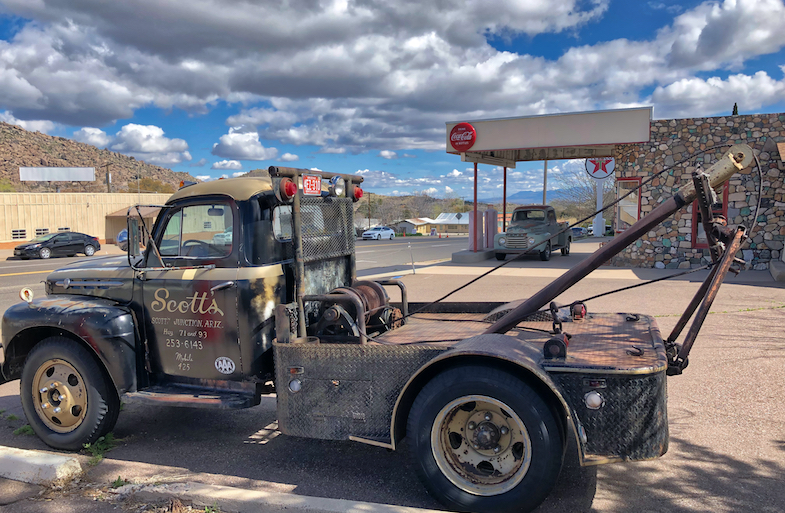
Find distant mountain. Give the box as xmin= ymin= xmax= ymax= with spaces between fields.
xmin=0 ymin=122 xmax=197 ymax=192
xmin=479 ymin=189 xmax=560 ymax=205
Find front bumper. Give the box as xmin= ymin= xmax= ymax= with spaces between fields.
xmin=13 ymin=247 xmax=39 ymax=258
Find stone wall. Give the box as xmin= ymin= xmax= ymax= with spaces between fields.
xmin=612 ymin=113 xmax=784 ymax=270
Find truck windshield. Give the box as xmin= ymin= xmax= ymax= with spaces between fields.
xmin=512 ymin=210 xmax=546 ymax=222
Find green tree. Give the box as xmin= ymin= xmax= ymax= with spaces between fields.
xmin=732 ymin=103 xmax=739 ymax=115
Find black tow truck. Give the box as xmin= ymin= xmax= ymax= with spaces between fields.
xmin=0 ymin=146 xmax=754 ymax=513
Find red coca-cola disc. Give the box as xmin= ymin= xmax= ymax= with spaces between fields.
xmin=449 ymin=122 xmax=476 ymax=151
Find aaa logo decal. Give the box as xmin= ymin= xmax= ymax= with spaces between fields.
xmin=215 ymin=356 xmax=236 ymax=375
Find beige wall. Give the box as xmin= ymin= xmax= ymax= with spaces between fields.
xmin=0 ymin=192 xmax=171 ymax=245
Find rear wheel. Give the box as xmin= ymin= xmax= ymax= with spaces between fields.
xmin=39 ymin=247 xmax=51 ymax=259
xmin=84 ymin=245 xmax=96 ymax=256
xmin=408 ymin=365 xmax=563 ymax=513
xmin=20 ymin=337 xmax=120 ymax=450
xmin=560 ymin=239 xmax=570 ymax=256
xmin=539 ymin=241 xmax=551 ymax=261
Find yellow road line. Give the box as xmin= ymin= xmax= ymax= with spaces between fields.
xmin=0 ymin=270 xmax=53 ymax=277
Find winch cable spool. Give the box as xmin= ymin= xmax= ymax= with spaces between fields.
xmin=352 ymin=143 xmax=763 ymax=343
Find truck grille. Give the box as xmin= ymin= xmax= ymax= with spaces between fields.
xmin=301 ymin=197 xmax=355 ymax=262
xmin=506 ymin=233 xmax=529 ymax=249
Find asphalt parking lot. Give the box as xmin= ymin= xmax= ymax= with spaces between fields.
xmin=1 ymin=240 xmax=784 ymax=512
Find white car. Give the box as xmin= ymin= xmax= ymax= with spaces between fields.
xmin=362 ymin=226 xmax=395 ymax=240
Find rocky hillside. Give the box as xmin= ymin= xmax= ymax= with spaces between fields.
xmin=0 ymin=122 xmax=196 ymax=192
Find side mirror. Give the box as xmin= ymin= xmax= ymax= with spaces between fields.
xmin=128 ymin=218 xmax=141 ymax=257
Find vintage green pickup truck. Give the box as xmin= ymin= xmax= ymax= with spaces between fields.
xmin=493 ymin=205 xmax=571 ymax=261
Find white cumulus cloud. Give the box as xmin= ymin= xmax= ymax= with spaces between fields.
xmin=212 ymin=160 xmax=243 ymax=170
xmin=212 ymin=128 xmax=279 ymax=161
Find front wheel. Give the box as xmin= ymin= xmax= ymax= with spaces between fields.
xmin=407 ymin=365 xmax=563 ymax=513
xmin=495 ymin=253 xmax=506 ymax=261
xmin=539 ymin=241 xmax=551 ymax=261
xmin=39 ymin=247 xmax=51 ymax=259
xmin=20 ymin=337 xmax=120 ymax=450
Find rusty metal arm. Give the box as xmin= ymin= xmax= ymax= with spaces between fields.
xmin=667 ymin=227 xmax=746 ymax=374
xmin=485 ymin=144 xmax=754 ymax=335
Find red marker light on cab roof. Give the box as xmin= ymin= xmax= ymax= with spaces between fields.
xmin=353 ymin=186 xmax=364 ymax=201
xmin=280 ymin=178 xmax=298 ymax=202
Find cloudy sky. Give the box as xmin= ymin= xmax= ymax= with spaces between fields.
xmin=0 ymin=0 xmax=783 ymax=199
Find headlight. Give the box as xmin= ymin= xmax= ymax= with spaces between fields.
xmin=528 ymin=237 xmax=535 ymax=245
xmin=498 ymin=237 xmax=506 ymax=246
xmin=329 ymin=176 xmax=345 ymax=197
xmin=30 ymin=244 xmax=41 ymax=248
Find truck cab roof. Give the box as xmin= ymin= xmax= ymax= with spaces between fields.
xmin=167 ymin=177 xmax=274 ymax=204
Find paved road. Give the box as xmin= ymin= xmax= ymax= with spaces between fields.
xmin=1 ymin=239 xmax=784 ymax=512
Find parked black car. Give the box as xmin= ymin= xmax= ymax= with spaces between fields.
xmin=14 ymin=232 xmax=101 ymax=259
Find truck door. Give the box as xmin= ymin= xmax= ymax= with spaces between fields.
xmin=140 ymin=200 xmax=242 ymax=381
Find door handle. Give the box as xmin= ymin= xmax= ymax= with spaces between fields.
xmin=210 ymin=281 xmax=235 ymax=295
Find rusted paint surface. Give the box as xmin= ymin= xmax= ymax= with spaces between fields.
xmin=1 ymin=295 xmax=137 ymax=393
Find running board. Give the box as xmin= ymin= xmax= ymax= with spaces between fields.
xmin=124 ymin=385 xmax=256 ymax=409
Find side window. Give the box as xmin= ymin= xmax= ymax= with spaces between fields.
xmin=158 ymin=204 xmax=234 ymax=258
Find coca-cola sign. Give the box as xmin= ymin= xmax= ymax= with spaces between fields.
xmin=449 ymin=122 xmax=476 ymax=151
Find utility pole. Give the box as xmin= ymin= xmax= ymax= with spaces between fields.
xmin=367 ymin=191 xmax=372 ymax=229
xmin=104 ymin=163 xmax=111 ymax=193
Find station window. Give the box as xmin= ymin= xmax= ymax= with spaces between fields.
xmin=616 ymin=178 xmax=642 ymax=233
xmin=11 ymin=229 xmax=26 ymax=239
xmin=57 ymin=227 xmax=70 ymax=232
xmin=203 ymin=221 xmax=212 ymax=230
xmin=692 ymin=182 xmax=729 ymax=248
xmin=35 ymin=228 xmax=49 ymax=237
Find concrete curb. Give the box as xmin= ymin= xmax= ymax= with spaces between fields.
xmin=770 ymin=260 xmax=785 ymax=281
xmin=123 ymin=482 xmax=444 ymax=513
xmin=0 ymin=446 xmax=81 ymax=485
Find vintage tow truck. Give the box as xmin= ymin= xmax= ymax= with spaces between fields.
xmin=0 ymin=145 xmax=754 ymax=513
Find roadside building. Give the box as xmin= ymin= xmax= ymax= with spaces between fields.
xmin=0 ymin=192 xmax=170 ymax=248
xmin=612 ymin=113 xmax=785 ymax=271
xmin=395 ymin=213 xmax=469 ymax=236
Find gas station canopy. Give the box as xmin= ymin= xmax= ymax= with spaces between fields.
xmin=445 ymin=107 xmax=652 ymax=168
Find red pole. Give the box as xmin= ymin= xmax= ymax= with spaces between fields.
xmin=502 ymin=166 xmax=507 ymax=232
xmin=473 ymin=162 xmax=478 ymax=252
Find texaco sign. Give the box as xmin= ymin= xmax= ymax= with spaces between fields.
xmin=585 ymin=157 xmax=615 ymax=179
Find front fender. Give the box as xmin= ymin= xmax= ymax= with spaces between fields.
xmin=391 ymin=333 xmax=582 ymax=458
xmin=1 ymin=295 xmax=137 ymax=393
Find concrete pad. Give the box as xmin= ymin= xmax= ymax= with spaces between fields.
xmin=451 ymin=249 xmax=494 ymax=263
xmin=0 ymin=446 xmax=81 ymax=485
xmin=770 ymin=260 xmax=785 ymax=281
xmin=127 ymin=482 xmax=445 ymax=513
xmin=0 ymin=477 xmax=41 ymax=505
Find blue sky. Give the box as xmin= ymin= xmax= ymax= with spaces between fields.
xmin=0 ymin=0 xmax=783 ymax=200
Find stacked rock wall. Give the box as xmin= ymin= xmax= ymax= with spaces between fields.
xmin=612 ymin=113 xmax=784 ymax=270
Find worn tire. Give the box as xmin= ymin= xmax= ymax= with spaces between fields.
xmin=407 ymin=365 xmax=563 ymax=513
xmin=20 ymin=337 xmax=120 ymax=451
xmin=561 ymin=239 xmax=570 ymax=256
xmin=539 ymin=241 xmax=551 ymax=261
xmin=84 ymin=245 xmax=96 ymax=256
xmin=495 ymin=253 xmax=506 ymax=261
xmin=39 ymin=247 xmax=51 ymax=259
